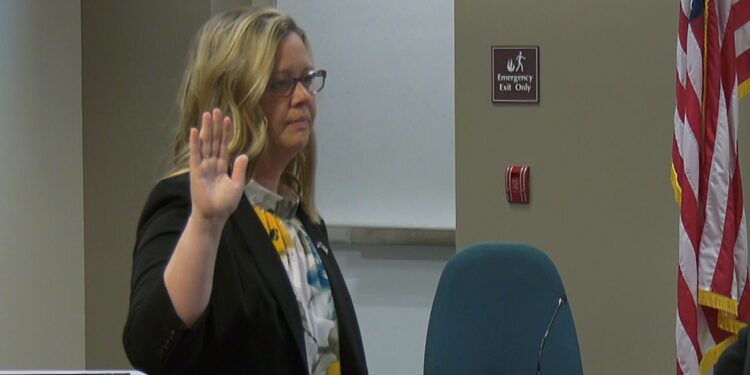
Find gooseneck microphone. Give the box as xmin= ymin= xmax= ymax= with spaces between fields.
xmin=536 ymin=295 xmax=568 ymax=375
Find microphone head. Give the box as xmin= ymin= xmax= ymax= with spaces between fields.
xmin=559 ymin=294 xmax=568 ymax=305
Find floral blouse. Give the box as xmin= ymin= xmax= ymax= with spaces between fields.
xmin=244 ymin=180 xmax=340 ymax=375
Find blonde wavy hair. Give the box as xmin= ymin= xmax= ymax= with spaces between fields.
xmin=170 ymin=7 xmax=319 ymax=222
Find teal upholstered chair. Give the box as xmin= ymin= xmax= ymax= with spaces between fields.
xmin=424 ymin=242 xmax=583 ymax=374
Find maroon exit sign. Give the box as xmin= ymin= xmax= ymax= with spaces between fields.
xmin=492 ymin=46 xmax=539 ymax=103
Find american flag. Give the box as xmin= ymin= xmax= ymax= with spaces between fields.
xmin=674 ymin=0 xmax=750 ymax=373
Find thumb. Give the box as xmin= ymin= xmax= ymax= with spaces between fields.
xmin=231 ymin=154 xmax=249 ymax=186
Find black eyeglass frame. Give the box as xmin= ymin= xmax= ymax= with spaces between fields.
xmin=265 ymin=69 xmax=327 ymax=97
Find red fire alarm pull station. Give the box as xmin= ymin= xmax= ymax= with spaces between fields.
xmin=506 ymin=166 xmax=530 ymax=203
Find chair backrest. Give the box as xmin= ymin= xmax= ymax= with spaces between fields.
xmin=424 ymin=242 xmax=583 ymax=375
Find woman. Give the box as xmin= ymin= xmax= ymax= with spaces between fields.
xmin=123 ymin=8 xmax=367 ymax=375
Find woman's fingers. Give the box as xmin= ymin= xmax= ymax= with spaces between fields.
xmin=194 ymin=109 xmax=237 ymax=176
xmin=231 ymin=154 xmax=249 ymax=186
xmin=189 ymin=128 xmax=200 ymax=169
xmin=211 ymin=109 xmax=222 ymax=157
xmin=219 ymin=116 xmax=232 ymax=162
xmin=189 ymin=108 xmax=243 ymax=219
xmin=200 ymin=111 xmax=212 ymax=159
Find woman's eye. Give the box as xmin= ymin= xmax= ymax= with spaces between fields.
xmin=270 ymin=79 xmax=289 ymax=89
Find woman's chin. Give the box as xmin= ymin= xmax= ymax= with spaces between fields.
xmin=284 ymin=137 xmax=310 ymax=155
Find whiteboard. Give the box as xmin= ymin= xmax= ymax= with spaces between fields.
xmin=278 ymin=1 xmax=455 ymax=229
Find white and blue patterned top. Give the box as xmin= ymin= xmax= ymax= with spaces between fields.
xmin=244 ymin=180 xmax=340 ymax=375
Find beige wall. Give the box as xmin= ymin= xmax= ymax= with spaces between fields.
xmin=82 ymin=0 xmax=209 ymax=367
xmin=0 ymin=0 xmax=85 ymax=368
xmin=455 ymin=1 xmax=701 ymax=374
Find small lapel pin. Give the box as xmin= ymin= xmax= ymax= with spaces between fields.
xmin=316 ymin=241 xmax=329 ymax=254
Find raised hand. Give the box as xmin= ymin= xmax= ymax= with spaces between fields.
xmin=189 ymin=108 xmax=249 ymax=225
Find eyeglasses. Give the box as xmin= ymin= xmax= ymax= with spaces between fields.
xmin=265 ymin=69 xmax=327 ymax=97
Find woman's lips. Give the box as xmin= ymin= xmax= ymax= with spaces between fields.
xmin=287 ymin=118 xmax=310 ymax=127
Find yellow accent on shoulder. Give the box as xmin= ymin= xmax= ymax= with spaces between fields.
xmin=254 ymin=206 xmax=270 ymax=231
xmin=253 ymin=207 xmax=289 ymax=256
xmin=327 ymin=361 xmax=341 ymax=375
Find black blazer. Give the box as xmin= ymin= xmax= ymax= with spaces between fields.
xmin=123 ymin=173 xmax=367 ymax=374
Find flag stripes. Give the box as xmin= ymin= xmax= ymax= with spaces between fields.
xmin=674 ymin=0 xmax=750 ymax=373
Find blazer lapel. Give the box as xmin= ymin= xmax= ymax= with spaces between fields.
xmin=297 ymin=211 xmax=367 ymax=374
xmin=233 ymin=195 xmax=307 ymax=366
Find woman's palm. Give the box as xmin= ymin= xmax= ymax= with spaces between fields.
xmin=189 ymin=109 xmax=248 ymax=222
